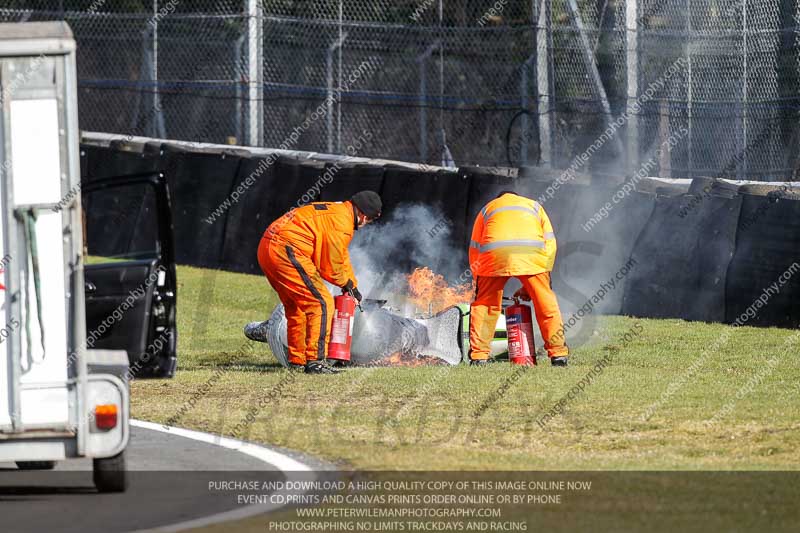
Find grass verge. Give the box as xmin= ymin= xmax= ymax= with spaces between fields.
xmin=131 ymin=265 xmax=800 ymax=471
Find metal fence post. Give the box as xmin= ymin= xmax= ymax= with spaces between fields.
xmin=327 ymin=32 xmax=347 ymax=154
xmin=338 ymin=0 xmax=344 ymax=153
xmin=417 ymin=42 xmax=440 ymax=163
xmin=137 ymin=24 xmax=165 ymax=139
xmin=438 ymin=0 xmax=445 ymax=162
xmin=625 ymin=0 xmax=639 ymax=174
xmin=246 ymin=0 xmax=264 ymax=147
xmin=234 ymin=34 xmax=246 ymax=144
xmin=519 ymin=54 xmax=536 ymax=166
xmin=686 ymin=0 xmax=693 ymax=178
xmin=152 ymin=0 xmax=159 ymax=138
xmin=150 ymin=0 xmax=167 ymax=139
xmin=536 ymin=0 xmax=553 ymax=167
xmin=740 ymin=0 xmax=748 ymax=179
xmin=517 ymin=0 xmax=537 ymax=167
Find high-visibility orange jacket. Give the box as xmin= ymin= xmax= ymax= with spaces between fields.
xmin=469 ymin=192 xmax=556 ymax=277
xmin=264 ymin=201 xmax=357 ymax=288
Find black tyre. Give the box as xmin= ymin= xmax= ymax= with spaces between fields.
xmin=93 ymin=451 xmax=127 ymax=493
xmin=15 ymin=461 xmax=56 ymax=470
xmin=135 ymin=355 xmax=177 ymax=379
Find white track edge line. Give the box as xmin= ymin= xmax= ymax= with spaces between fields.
xmin=129 ymin=419 xmax=316 ymax=533
xmin=131 ymin=419 xmax=311 ymax=472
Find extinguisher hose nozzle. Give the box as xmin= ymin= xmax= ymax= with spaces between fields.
xmin=348 ymin=289 xmax=364 ymax=313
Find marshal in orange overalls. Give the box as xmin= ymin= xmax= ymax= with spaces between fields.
xmin=468 ymin=192 xmax=569 ymax=362
xmin=258 ymin=201 xmax=358 ymax=366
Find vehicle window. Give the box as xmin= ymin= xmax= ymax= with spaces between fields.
xmin=83 ymin=182 xmax=160 ymax=262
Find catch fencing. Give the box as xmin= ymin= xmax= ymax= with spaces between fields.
xmin=3 ymin=0 xmax=799 ymax=180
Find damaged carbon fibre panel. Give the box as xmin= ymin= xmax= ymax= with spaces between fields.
xmin=245 ymin=304 xmax=462 ymax=367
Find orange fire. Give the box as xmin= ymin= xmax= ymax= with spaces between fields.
xmin=406 ymin=267 xmax=473 ymax=316
xmin=374 ymin=351 xmax=447 ymax=367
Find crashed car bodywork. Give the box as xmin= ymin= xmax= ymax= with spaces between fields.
xmin=246 ymin=303 xmax=464 ymax=366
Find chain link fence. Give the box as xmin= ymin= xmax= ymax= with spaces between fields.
xmin=1 ymin=0 xmax=798 ymax=180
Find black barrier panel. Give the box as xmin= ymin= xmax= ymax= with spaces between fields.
xmin=219 ymin=159 xmax=270 ymax=274
xmin=464 ymin=168 xmax=515 ymax=229
xmin=318 ymin=163 xmax=384 ymax=202
xmin=380 ymin=166 xmax=470 ymax=277
xmin=623 ymin=194 xmax=741 ymax=322
xmin=81 ymin=144 xmax=162 ymax=181
xmin=695 ymin=195 xmax=743 ymax=321
xmin=534 ymin=185 xmax=580 ymax=313
xmin=220 ymin=155 xmax=279 ymax=274
xmin=465 ymin=168 xmax=552 ymax=236
xmin=220 ymin=156 xmax=328 ymax=274
xmin=79 ymin=145 xmax=87 ymax=182
xmin=168 ymin=152 xmax=243 ymax=267
xmin=688 ymin=177 xmax=715 ymax=196
xmin=688 ymin=177 xmax=741 ymax=201
xmin=464 ymin=169 xmax=516 ymax=274
xmin=466 ymin=168 xmax=553 ymax=203
xmin=84 ymin=145 xmax=800 ymax=328
xmin=635 ymin=178 xmax=688 ymax=197
xmin=273 ymin=156 xmax=328 ymax=208
xmin=521 ymin=179 xmax=573 ymax=241
xmin=554 ymin=185 xmax=655 ymax=316
xmin=726 ymin=193 xmax=800 ymax=328
xmin=516 ymin=176 xmax=553 ymax=202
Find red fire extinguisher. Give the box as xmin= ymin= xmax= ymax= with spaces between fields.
xmin=328 ymin=294 xmax=357 ymax=362
xmin=505 ymin=297 xmax=536 ymax=366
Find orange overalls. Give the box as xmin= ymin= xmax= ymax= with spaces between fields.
xmin=469 ymin=193 xmax=568 ymax=361
xmin=258 ymin=201 xmax=358 ymax=365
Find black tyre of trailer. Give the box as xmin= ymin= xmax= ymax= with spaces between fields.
xmin=15 ymin=461 xmax=56 ymax=470
xmin=93 ymin=451 xmax=128 ymax=493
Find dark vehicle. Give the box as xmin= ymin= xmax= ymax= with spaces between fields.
xmin=82 ymin=173 xmax=177 ymax=378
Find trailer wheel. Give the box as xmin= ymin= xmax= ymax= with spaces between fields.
xmin=15 ymin=461 xmax=56 ymax=470
xmin=93 ymin=451 xmax=127 ymax=493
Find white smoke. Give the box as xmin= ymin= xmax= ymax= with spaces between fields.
xmin=347 ymin=203 xmax=466 ymax=301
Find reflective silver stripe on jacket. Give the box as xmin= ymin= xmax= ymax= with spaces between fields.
xmin=470 ymin=239 xmax=545 ymax=252
xmin=481 ymin=204 xmax=542 ymax=223
xmin=544 ymin=231 xmax=555 ymax=239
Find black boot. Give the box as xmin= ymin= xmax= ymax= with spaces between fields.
xmin=550 ymin=356 xmax=568 ymax=367
xmin=304 ymin=360 xmax=340 ymax=374
xmin=470 ymin=359 xmax=489 ymax=367
xmin=288 ymin=363 xmax=305 ymax=372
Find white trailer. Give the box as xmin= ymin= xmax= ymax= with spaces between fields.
xmin=0 ymin=22 xmax=129 ymax=492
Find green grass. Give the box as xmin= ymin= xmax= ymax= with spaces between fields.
xmin=131 ymin=265 xmax=800 ymax=471
xmin=129 ymin=265 xmax=800 ymax=532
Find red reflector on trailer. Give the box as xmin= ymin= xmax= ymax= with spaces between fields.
xmin=95 ymin=404 xmax=118 ymax=430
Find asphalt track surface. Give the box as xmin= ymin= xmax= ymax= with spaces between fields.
xmin=0 ymin=422 xmax=325 ymax=533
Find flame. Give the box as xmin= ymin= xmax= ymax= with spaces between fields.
xmin=375 ymin=351 xmax=446 ymax=367
xmin=386 ymin=352 xmax=403 ymax=365
xmin=406 ymin=267 xmax=473 ymax=316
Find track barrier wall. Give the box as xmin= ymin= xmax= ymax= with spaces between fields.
xmin=81 ymin=142 xmax=800 ymax=328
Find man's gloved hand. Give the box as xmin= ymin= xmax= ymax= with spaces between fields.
xmin=351 ymin=286 xmax=363 ymax=303
xmin=513 ymin=288 xmax=531 ymax=302
xmin=341 ymin=279 xmax=362 ymax=302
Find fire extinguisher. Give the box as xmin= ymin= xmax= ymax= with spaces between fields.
xmin=328 ymin=294 xmax=357 ymax=362
xmin=505 ymin=297 xmax=536 ymax=366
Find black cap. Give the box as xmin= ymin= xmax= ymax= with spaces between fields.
xmin=351 ymin=190 xmax=382 ymax=218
